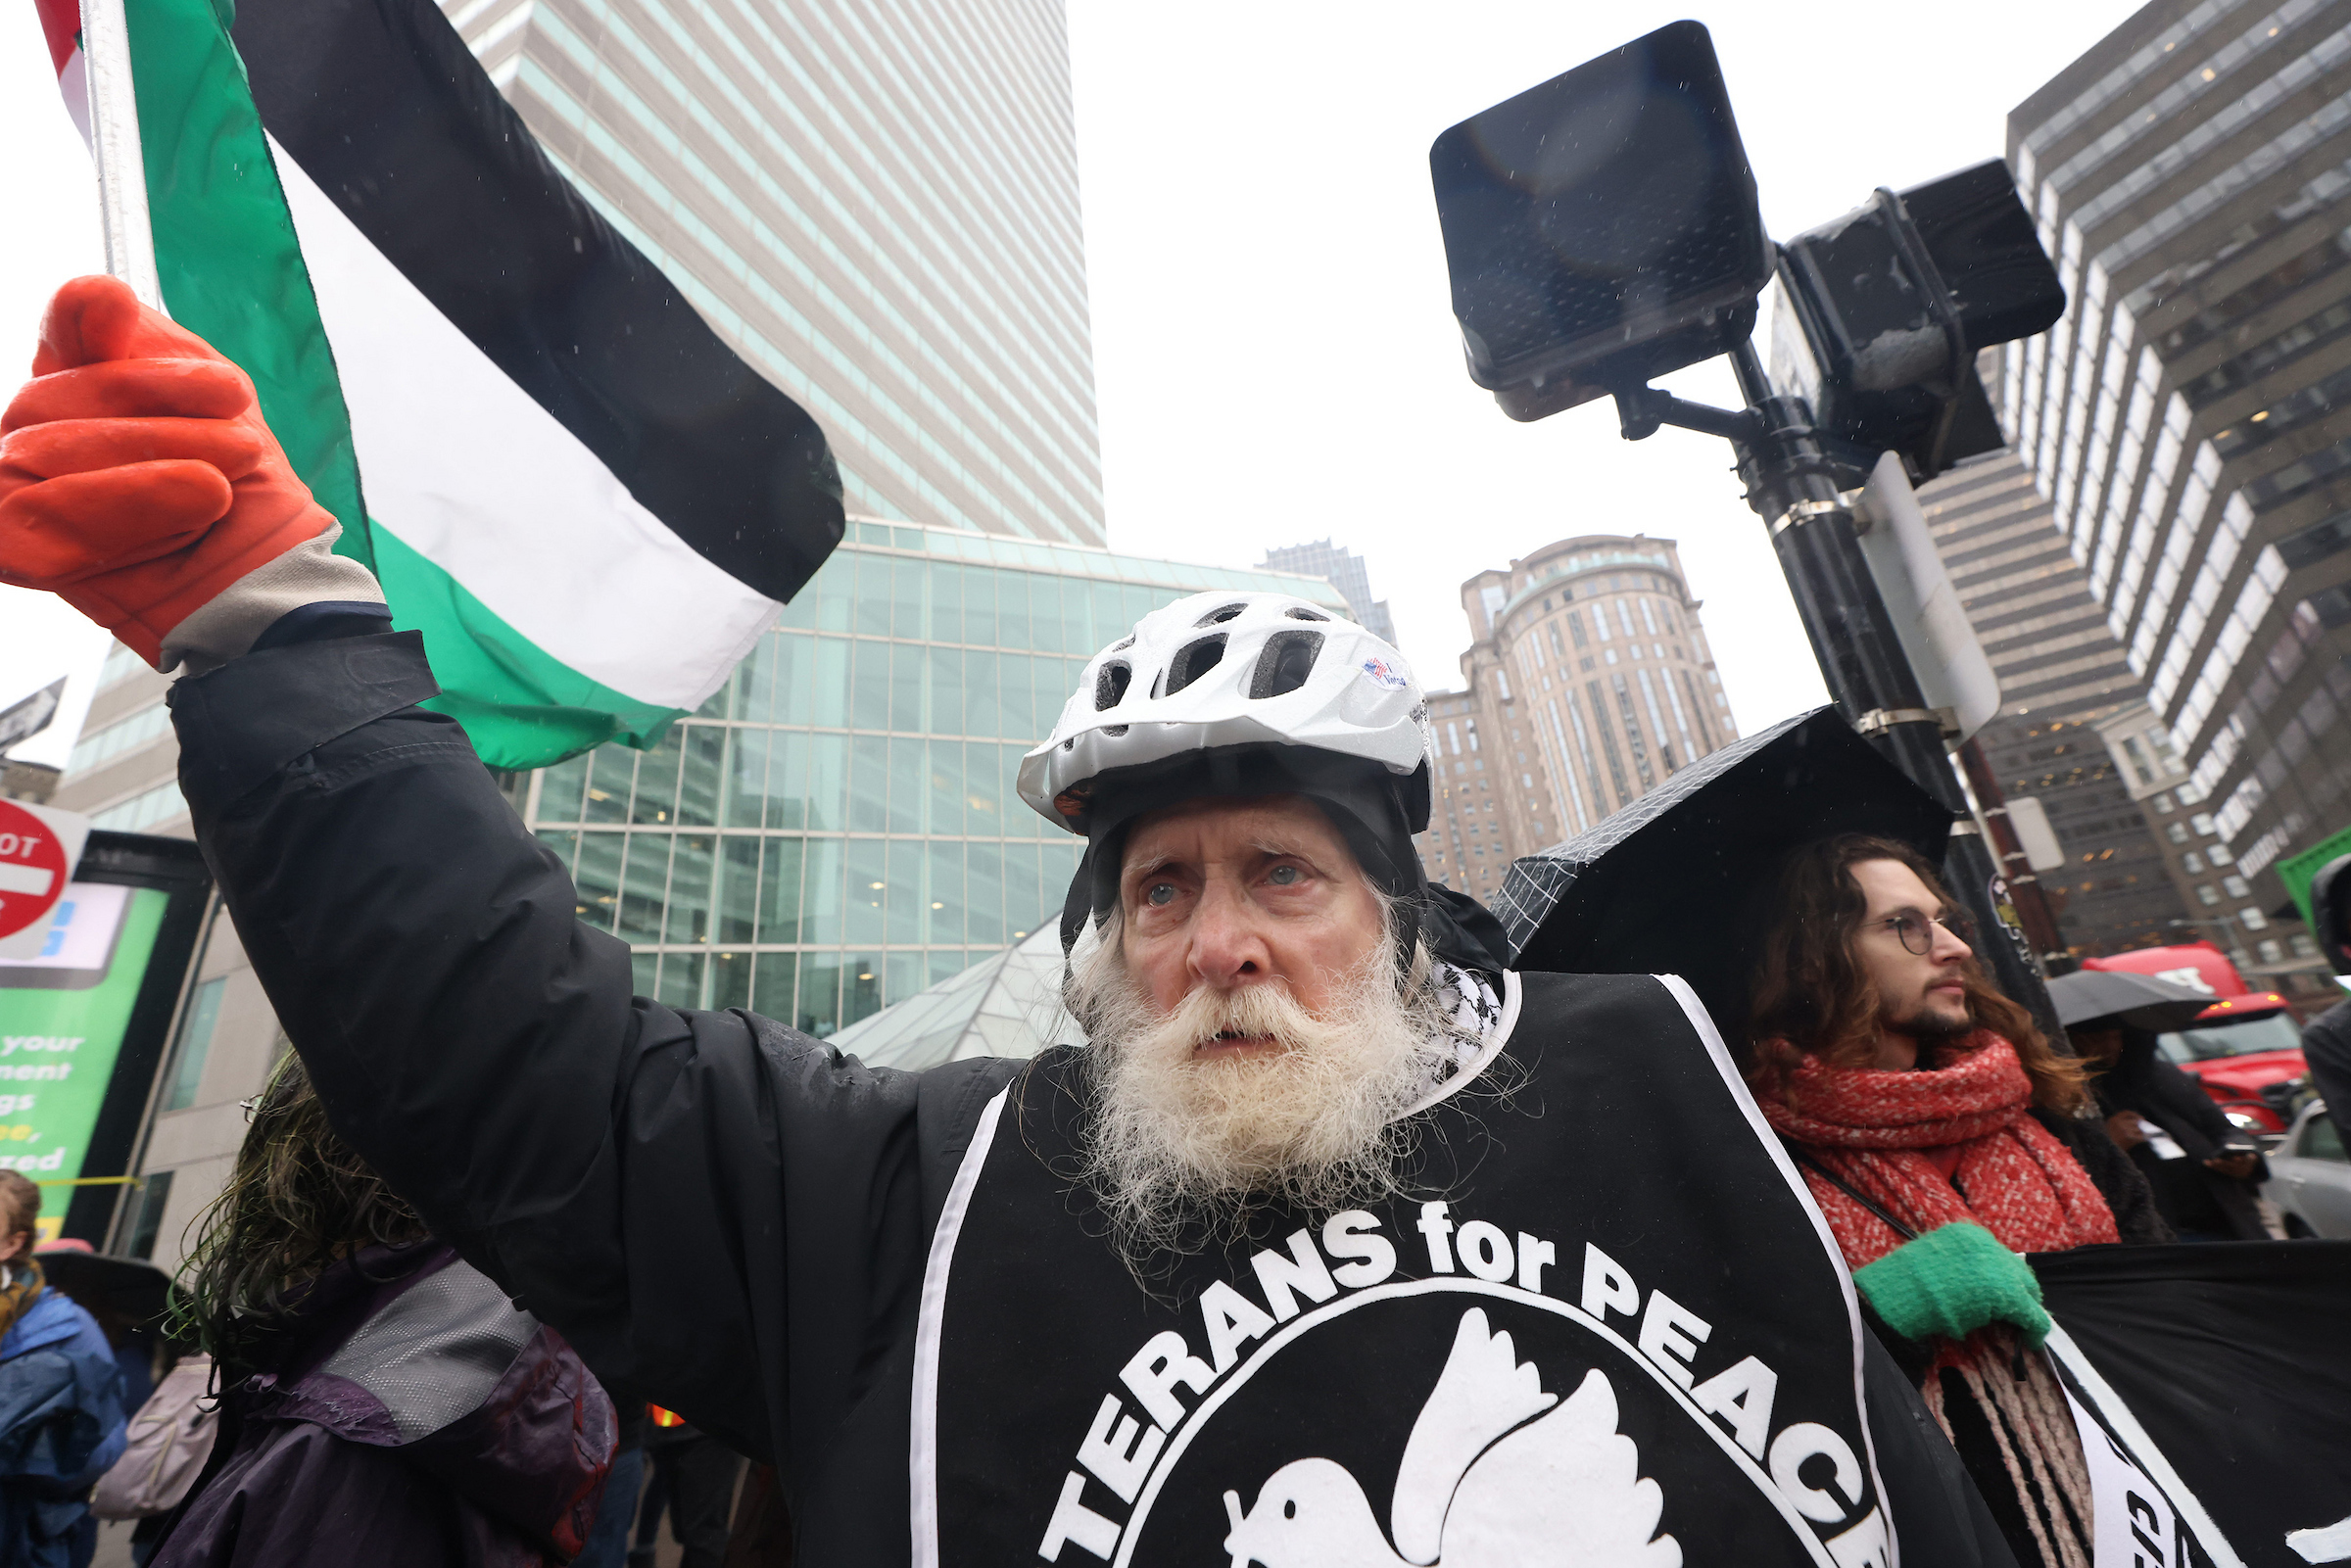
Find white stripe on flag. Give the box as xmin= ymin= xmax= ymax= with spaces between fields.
xmin=273 ymin=142 xmax=780 ymax=711
xmin=57 ymin=47 xmax=91 ymax=144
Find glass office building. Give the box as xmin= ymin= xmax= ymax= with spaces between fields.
xmin=517 ymin=518 xmax=1349 ymax=1035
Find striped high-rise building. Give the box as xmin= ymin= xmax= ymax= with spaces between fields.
xmin=1915 ymin=452 xmax=2193 ymax=957
xmin=441 ymin=0 xmax=1104 ymax=545
xmin=2000 ymin=0 xmax=2351 ymax=972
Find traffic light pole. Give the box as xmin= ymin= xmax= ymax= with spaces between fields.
xmin=1953 ymin=736 xmax=2073 ymax=972
xmin=1698 ymin=340 xmax=2067 ymax=1046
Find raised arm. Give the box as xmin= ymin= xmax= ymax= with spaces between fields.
xmin=3 ymin=277 xmax=938 ymax=1471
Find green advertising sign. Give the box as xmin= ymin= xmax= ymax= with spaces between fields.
xmin=0 ymin=882 xmax=170 ymax=1239
xmin=2277 ymin=823 xmax=2351 ymax=943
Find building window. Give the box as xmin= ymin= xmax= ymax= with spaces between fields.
xmin=96 ymin=641 xmax=147 ymax=692
xmin=163 ymin=977 xmax=226 ymax=1114
xmin=2190 ymin=814 xmax=2216 ymax=835
xmin=2239 ymin=907 xmax=2269 ymax=931
xmin=2197 ymin=884 xmax=2222 ymax=907
xmin=2182 ymin=851 xmax=2205 ymax=873
xmin=2291 ymin=932 xmax=2320 ymax=958
xmin=2256 ymin=939 xmax=2283 ymax=965
xmin=124 ymin=1171 xmax=174 ymax=1261
xmin=2222 ymin=876 xmax=2250 ymax=899
xmin=2167 ymin=822 xmax=2191 ymax=844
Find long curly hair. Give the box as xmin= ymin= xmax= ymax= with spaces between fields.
xmin=171 ymin=1051 xmax=429 ymax=1380
xmin=1743 ymin=833 xmax=2087 ymax=1115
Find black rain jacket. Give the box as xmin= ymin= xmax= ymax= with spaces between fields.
xmin=168 ymin=631 xmax=2014 ymax=1568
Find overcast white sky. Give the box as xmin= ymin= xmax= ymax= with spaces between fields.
xmin=0 ymin=2 xmax=2132 ymax=770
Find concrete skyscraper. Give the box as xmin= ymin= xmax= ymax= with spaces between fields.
xmin=1417 ymin=536 xmax=1738 ymax=902
xmin=2000 ymin=0 xmax=2351 ymax=967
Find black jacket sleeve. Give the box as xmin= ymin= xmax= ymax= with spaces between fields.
xmin=2144 ymin=1060 xmax=2262 ymax=1166
xmin=2304 ymin=1001 xmax=2351 ymax=1119
xmin=1861 ymin=1335 xmax=2020 ymax=1568
xmin=168 ymin=632 xmax=1011 ymax=1478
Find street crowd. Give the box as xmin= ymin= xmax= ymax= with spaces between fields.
xmin=1 ymin=277 xmax=2347 ymax=1568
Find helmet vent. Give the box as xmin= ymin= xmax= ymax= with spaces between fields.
xmin=1284 ymin=606 xmax=1330 ymax=621
xmin=1195 ymin=602 xmax=1248 ymax=627
xmin=1249 ymin=631 xmax=1323 ymax=699
xmin=1164 ymin=635 xmax=1227 ymax=695
xmin=1102 ymin=725 xmax=1128 ymax=737
xmin=1094 ymin=660 xmax=1132 ymax=711
xmin=1109 ymin=636 xmax=1134 ymax=652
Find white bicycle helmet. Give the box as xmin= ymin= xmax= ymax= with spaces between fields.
xmin=1017 ymin=590 xmax=1432 ymax=831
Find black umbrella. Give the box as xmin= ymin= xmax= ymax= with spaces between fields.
xmin=2044 ymin=969 xmax=2212 ymax=1032
xmin=34 ymin=1246 xmax=173 ymax=1329
xmin=1496 ymin=705 xmax=1953 ymax=1030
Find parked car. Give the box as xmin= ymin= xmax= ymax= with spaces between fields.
xmin=2085 ymin=941 xmax=2306 ymax=1130
xmin=2264 ymin=1102 xmax=2351 ymax=1238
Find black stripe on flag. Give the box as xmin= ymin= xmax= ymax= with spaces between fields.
xmin=231 ymin=0 xmax=843 ymax=604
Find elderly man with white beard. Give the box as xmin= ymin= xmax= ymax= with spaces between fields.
xmin=1 ymin=282 xmax=2019 ymax=1568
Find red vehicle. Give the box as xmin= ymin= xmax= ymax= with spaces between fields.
xmin=2079 ymin=941 xmax=2306 ymax=1132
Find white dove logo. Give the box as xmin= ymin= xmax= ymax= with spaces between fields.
xmin=1221 ymin=1307 xmax=1680 ymax=1568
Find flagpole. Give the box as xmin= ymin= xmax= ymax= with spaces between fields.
xmin=78 ymin=0 xmax=161 ymax=309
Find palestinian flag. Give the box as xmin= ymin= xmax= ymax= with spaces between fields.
xmin=30 ymin=0 xmax=843 ymax=768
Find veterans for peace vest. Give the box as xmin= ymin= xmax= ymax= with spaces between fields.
xmin=913 ymin=972 xmax=1892 ymax=1568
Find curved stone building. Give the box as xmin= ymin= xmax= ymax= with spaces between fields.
xmin=1419 ymin=535 xmax=1739 ymax=901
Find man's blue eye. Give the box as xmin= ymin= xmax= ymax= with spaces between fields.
xmin=1146 ymin=882 xmax=1176 ymax=906
xmin=1268 ymin=865 xmax=1302 ymax=885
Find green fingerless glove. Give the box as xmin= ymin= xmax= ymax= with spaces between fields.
xmin=1852 ymin=1221 xmax=2052 ymax=1347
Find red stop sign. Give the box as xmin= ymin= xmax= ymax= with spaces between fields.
xmin=0 ymin=799 xmax=71 ymax=943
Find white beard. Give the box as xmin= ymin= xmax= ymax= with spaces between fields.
xmin=1068 ymin=932 xmax=1460 ymax=1264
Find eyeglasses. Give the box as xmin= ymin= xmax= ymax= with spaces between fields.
xmin=1868 ymin=909 xmax=1976 ymax=956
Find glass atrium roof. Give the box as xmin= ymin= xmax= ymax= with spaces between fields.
xmin=825 ymin=926 xmax=1080 ymax=1070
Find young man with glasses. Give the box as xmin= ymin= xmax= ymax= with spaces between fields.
xmin=1740 ymin=833 xmax=2166 ymax=1568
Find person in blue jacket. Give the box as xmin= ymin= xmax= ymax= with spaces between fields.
xmin=0 ymin=1171 xmax=129 ymax=1568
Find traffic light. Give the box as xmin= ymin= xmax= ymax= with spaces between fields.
xmin=1426 ymin=25 xmax=2077 ymax=1039
xmin=1771 ymin=161 xmax=2065 ymax=477
xmin=1428 ymin=21 xmax=1771 ymax=423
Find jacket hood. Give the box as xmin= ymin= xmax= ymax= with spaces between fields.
xmin=244 ymin=1247 xmax=613 ymax=1556
xmin=1 ymin=1287 xmax=102 ymax=1362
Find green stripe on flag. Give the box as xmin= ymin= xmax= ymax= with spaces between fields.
xmin=118 ymin=0 xmax=685 ymax=769
xmin=127 ymin=0 xmax=370 ymax=569
xmin=372 ymin=524 xmax=688 ymax=770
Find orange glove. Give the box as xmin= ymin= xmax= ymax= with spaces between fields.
xmin=0 ymin=275 xmax=341 ymax=668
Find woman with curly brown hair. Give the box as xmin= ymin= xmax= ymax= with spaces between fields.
xmin=149 ymin=1052 xmax=615 ymax=1566
xmin=1744 ymin=834 xmax=2167 ymax=1568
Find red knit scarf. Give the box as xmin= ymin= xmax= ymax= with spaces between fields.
xmin=1757 ymin=1033 xmax=2118 ymax=1270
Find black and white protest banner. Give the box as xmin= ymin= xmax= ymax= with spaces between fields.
xmin=2034 ymin=1241 xmax=2351 ymax=1568
xmin=912 ymin=973 xmax=1903 ymax=1568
